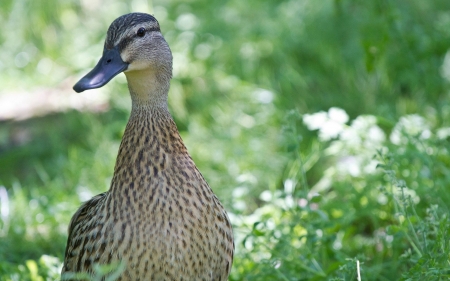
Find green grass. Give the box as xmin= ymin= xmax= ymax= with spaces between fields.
xmin=1 ymin=0 xmax=450 ymax=280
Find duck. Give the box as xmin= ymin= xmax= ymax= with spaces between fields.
xmin=62 ymin=13 xmax=234 ymax=281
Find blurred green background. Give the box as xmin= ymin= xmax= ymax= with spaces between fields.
xmin=1 ymin=0 xmax=450 ymax=280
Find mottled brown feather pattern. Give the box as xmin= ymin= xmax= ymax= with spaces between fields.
xmin=62 ymin=13 xmax=234 ymax=281
xmin=63 ymin=107 xmax=234 ymax=280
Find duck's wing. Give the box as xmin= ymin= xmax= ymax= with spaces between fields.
xmin=62 ymin=192 xmax=108 ymax=272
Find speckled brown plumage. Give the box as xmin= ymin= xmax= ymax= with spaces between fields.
xmin=62 ymin=13 xmax=234 ymax=281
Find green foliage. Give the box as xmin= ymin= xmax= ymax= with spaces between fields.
xmin=0 ymin=255 xmax=61 ymax=281
xmin=231 ymin=110 xmax=450 ymax=280
xmin=0 ymin=0 xmax=450 ymax=280
xmin=61 ymin=262 xmax=126 ymax=281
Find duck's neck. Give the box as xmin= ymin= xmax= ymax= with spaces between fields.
xmin=125 ymin=69 xmax=171 ymax=110
xmin=109 ymin=73 xmax=190 ymax=196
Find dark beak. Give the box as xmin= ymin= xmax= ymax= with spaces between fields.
xmin=73 ymin=47 xmax=129 ymax=93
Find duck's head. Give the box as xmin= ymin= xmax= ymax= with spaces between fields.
xmin=73 ymin=13 xmax=172 ymax=97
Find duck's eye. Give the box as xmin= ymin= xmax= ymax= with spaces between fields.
xmin=137 ymin=27 xmax=146 ymax=37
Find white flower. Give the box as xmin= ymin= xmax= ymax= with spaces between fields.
xmin=318 ymin=120 xmax=344 ymax=141
xmin=303 ymin=111 xmax=328 ymax=131
xmin=303 ymin=107 xmax=349 ymax=141
xmin=390 ymin=114 xmax=430 ymax=145
xmin=437 ymin=127 xmax=450 ymax=139
xmin=329 ymin=107 xmax=349 ymax=124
